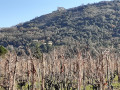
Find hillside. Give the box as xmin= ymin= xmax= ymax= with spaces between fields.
xmin=1 ymin=1 xmax=120 ymax=90
xmin=0 ymin=0 xmax=120 ymax=52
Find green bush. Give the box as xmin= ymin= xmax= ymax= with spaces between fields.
xmin=0 ymin=46 xmax=7 ymax=56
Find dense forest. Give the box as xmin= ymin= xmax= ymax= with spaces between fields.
xmin=1 ymin=0 xmax=120 ymax=51
xmin=1 ymin=0 xmax=120 ymax=90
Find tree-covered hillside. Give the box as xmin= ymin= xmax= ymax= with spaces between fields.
xmin=0 ymin=0 xmax=120 ymax=51
xmin=1 ymin=1 xmax=120 ymax=89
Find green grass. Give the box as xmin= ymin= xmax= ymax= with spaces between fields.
xmin=0 ymin=86 xmax=5 ymax=90
xmin=81 ymin=85 xmax=93 ymax=90
xmin=112 ymin=82 xmax=120 ymax=88
xmin=111 ymin=75 xmax=120 ymax=89
xmin=85 ymin=85 xmax=93 ymax=90
xmin=17 ymin=82 xmax=32 ymax=90
xmin=113 ymin=75 xmax=118 ymax=82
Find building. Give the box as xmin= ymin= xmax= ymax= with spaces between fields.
xmin=48 ymin=41 xmax=53 ymax=45
xmin=57 ymin=7 xmax=66 ymax=11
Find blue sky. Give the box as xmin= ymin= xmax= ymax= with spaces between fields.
xmin=0 ymin=0 xmax=111 ymax=27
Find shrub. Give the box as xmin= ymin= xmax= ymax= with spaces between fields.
xmin=0 ymin=46 xmax=7 ymax=56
